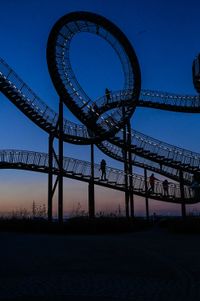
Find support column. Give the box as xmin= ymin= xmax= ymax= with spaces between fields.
xmin=123 ymin=124 xmax=129 ymax=218
xmin=144 ymin=168 xmax=149 ymax=220
xmin=48 ymin=134 xmax=53 ymax=222
xmin=88 ymin=143 xmax=95 ymax=218
xmin=58 ymin=98 xmax=64 ymax=223
xmin=127 ymin=121 xmax=134 ymax=218
xmin=180 ymin=169 xmax=186 ymax=219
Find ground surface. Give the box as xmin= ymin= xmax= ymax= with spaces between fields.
xmin=0 ymin=227 xmax=199 ymax=301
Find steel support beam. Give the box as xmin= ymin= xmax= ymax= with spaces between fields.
xmin=88 ymin=143 xmax=95 ymax=218
xmin=144 ymin=168 xmax=149 ymax=220
xmin=123 ymin=123 xmax=129 ymax=218
xmin=47 ymin=99 xmax=64 ymax=223
xmin=58 ymin=98 xmax=64 ymax=223
xmin=127 ymin=120 xmax=134 ymax=218
xmin=48 ymin=134 xmax=53 ymax=222
xmin=180 ymin=169 xmax=186 ymax=219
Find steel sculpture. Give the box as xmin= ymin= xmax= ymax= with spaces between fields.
xmin=1 ymin=12 xmax=200 ymax=221
xmin=46 ymin=11 xmax=141 ymax=220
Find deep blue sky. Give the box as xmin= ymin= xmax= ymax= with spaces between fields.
xmin=0 ymin=0 xmax=200 ymax=216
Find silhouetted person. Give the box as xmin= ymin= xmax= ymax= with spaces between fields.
xmin=100 ymin=159 xmax=107 ymax=180
xmin=105 ymin=88 xmax=111 ymax=104
xmin=149 ymin=173 xmax=156 ymax=193
xmin=162 ymin=179 xmax=169 ymax=197
xmin=191 ymin=176 xmax=199 ymax=200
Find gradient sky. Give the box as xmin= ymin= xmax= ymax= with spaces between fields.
xmin=0 ymin=0 xmax=200 ymax=216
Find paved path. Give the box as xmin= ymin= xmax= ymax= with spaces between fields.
xmin=0 ymin=228 xmax=199 ymax=300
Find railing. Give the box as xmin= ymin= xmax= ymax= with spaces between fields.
xmin=0 ymin=58 xmax=57 ymax=126
xmin=98 ymin=140 xmax=193 ymax=183
xmin=0 ymin=149 xmax=193 ymax=200
xmin=114 ymin=128 xmax=200 ymax=169
xmin=140 ymin=89 xmax=200 ymax=108
xmin=0 ymin=58 xmax=90 ymax=140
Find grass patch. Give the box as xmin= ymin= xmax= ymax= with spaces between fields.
xmin=0 ymin=216 xmax=152 ymax=235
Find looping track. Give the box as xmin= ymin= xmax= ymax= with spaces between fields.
xmin=47 ymin=11 xmax=141 ymax=141
xmin=0 ymin=11 xmax=200 ymax=207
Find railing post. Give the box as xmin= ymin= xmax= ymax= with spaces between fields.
xmin=58 ymin=98 xmax=64 ymax=223
xmin=144 ymin=168 xmax=149 ymax=220
xmin=88 ymin=143 xmax=95 ymax=218
xmin=180 ymin=169 xmax=186 ymax=219
xmin=127 ymin=120 xmax=134 ymax=218
xmin=48 ymin=134 xmax=53 ymax=222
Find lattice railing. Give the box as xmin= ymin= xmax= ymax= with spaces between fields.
xmin=98 ymin=140 xmax=193 ymax=183
xmin=0 ymin=58 xmax=90 ymax=139
xmin=0 ymin=149 xmax=193 ymax=200
xmin=114 ymin=128 xmax=200 ymax=169
xmin=140 ymin=89 xmax=200 ymax=108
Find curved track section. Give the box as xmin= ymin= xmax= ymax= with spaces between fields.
xmin=0 ymin=58 xmax=91 ymax=144
xmin=97 ymin=89 xmax=200 ymax=113
xmin=98 ymin=141 xmax=193 ymax=184
xmin=47 ymin=11 xmax=141 ymax=140
xmin=0 ymin=149 xmax=195 ymax=204
xmin=110 ymin=129 xmax=200 ymax=174
xmin=1 ymin=57 xmax=200 ymax=178
xmin=139 ymin=89 xmax=200 ymax=112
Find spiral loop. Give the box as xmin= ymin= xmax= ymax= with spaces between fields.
xmin=47 ymin=11 xmax=141 ymax=141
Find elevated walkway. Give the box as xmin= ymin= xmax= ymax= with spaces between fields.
xmin=0 ymin=149 xmax=196 ymax=204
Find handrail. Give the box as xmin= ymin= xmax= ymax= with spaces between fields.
xmin=0 ymin=149 xmax=194 ymax=202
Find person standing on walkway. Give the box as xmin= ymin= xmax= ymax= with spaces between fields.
xmin=162 ymin=179 xmax=169 ymax=197
xmin=191 ymin=176 xmax=200 ymax=200
xmin=105 ymin=88 xmax=111 ymax=104
xmin=100 ymin=159 xmax=107 ymax=180
xmin=149 ymin=173 xmax=156 ymax=193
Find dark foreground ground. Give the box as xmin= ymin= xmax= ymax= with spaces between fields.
xmin=0 ymin=223 xmax=200 ymax=301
